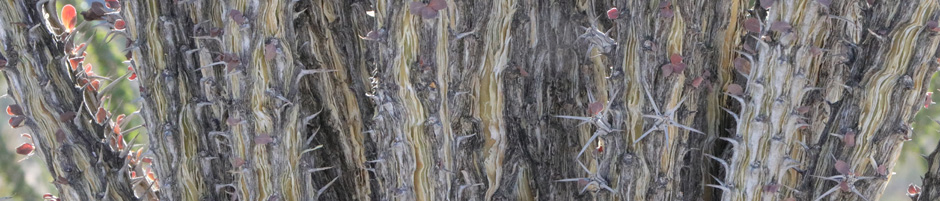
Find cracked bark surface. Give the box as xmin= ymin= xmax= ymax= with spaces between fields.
xmin=1 ymin=0 xmax=939 ymax=200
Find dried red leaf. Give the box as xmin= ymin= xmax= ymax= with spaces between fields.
xmin=60 ymin=111 xmax=76 ymax=122
xmin=908 ymin=184 xmax=921 ymax=196
xmin=61 ymin=4 xmax=77 ymax=33
xmin=659 ymin=6 xmax=674 ymax=18
xmin=661 ymin=64 xmax=675 ymax=77
xmin=744 ymin=18 xmax=761 ymax=33
xmin=588 ymin=101 xmax=605 ymax=116
xmin=839 ymin=180 xmax=850 ymax=191
xmin=691 ymin=77 xmax=705 ymax=88
xmin=265 ymin=41 xmax=277 ymax=61
xmin=9 ymin=116 xmax=25 ymax=128
xmin=878 ymin=164 xmax=888 ymax=175
xmin=16 ymin=143 xmax=34 ymax=155
xmin=834 ymin=160 xmax=850 ymax=175
xmin=90 ymin=80 xmax=100 ymax=91
xmin=95 ymin=107 xmax=108 ymax=124
xmin=796 ymin=106 xmax=810 ymax=114
xmin=69 ymin=57 xmax=84 ymax=71
xmin=142 ymin=157 xmax=152 ymax=163
xmin=607 ymin=7 xmax=619 ymax=20
xmin=843 ymin=130 xmax=856 ymax=147
xmin=114 ymin=19 xmax=126 ymax=30
xmin=129 ymin=73 xmax=137 ymax=81
xmin=117 ymin=134 xmax=125 ymax=150
xmin=43 ymin=194 xmax=55 ymax=199
xmin=7 ymin=104 xmax=22 ymax=116
xmin=81 ymin=2 xmax=108 ymax=21
xmin=55 ymin=129 xmax=67 ymax=143
xmin=734 ymin=57 xmax=750 ymax=75
xmin=760 ymin=0 xmax=775 ymax=9
xmin=410 ymin=1 xmax=441 ymax=19
xmin=233 ymin=157 xmax=246 ymax=168
xmin=672 ymin=63 xmax=686 ymax=74
xmin=770 ymin=21 xmax=792 ymax=33
xmin=726 ymin=84 xmax=744 ymax=96
xmin=229 ymin=10 xmax=247 ymax=25
xmin=105 ymin=0 xmax=121 ymax=10
xmin=427 ymin=0 xmax=447 ymax=10
xmin=926 ymin=92 xmax=934 ymax=108
xmin=21 ymin=133 xmax=31 ymax=139
xmin=670 ymin=53 xmax=683 ymax=65
xmin=254 ymin=134 xmax=274 ymax=145
xmin=762 ymin=183 xmax=780 ymax=192
xmin=71 ymin=43 xmax=87 ymax=55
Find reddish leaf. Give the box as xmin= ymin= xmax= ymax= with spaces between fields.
xmin=661 ymin=64 xmax=675 ymax=77
xmin=20 ymin=133 xmax=31 ymax=139
xmin=908 ymin=184 xmax=921 ymax=196
xmin=607 ymin=7 xmax=619 ymax=19
xmin=233 ymin=157 xmax=246 ymax=168
xmin=834 ymin=160 xmax=850 ymax=175
xmin=672 ymin=63 xmax=686 ymax=74
xmin=427 ymin=0 xmax=447 ymax=10
xmin=105 ymin=0 xmax=121 ymax=10
xmin=760 ymin=0 xmax=775 ymax=9
xmin=229 ymin=10 xmax=247 ymax=25
xmin=61 ymin=4 xmax=77 ymax=33
xmin=90 ymin=80 xmax=100 ymax=91
xmin=6 ymin=104 xmax=22 ymax=116
xmin=55 ymin=129 xmax=67 ymax=143
xmin=71 ymin=43 xmax=87 ymax=55
xmin=588 ymin=101 xmax=605 ymax=116
xmin=226 ymin=117 xmax=242 ymax=126
xmin=0 ymin=56 xmax=6 ymax=68
xmin=265 ymin=41 xmax=277 ymax=61
xmin=726 ymin=84 xmax=744 ymax=96
xmin=762 ymin=183 xmax=780 ymax=192
xmin=659 ymin=6 xmax=674 ymax=18
xmin=770 ymin=21 xmax=792 ymax=33
xmin=734 ymin=57 xmax=750 ymax=75
xmin=691 ymin=77 xmax=705 ymax=88
xmin=114 ymin=19 xmax=126 ymax=30
xmin=410 ymin=2 xmax=441 ymax=19
xmin=43 ymin=194 xmax=55 ymax=199
xmin=81 ymin=2 xmax=108 ymax=21
xmin=925 ymin=92 xmax=934 ymax=108
xmin=817 ymin=0 xmax=832 ymax=7
xmin=839 ymin=180 xmax=850 ymax=191
xmin=744 ymin=18 xmax=761 ymax=33
xmin=128 ymin=66 xmax=137 ymax=81
xmin=95 ymin=107 xmax=108 ymax=124
xmin=16 ymin=143 xmax=34 ymax=155
xmin=670 ymin=53 xmax=683 ymax=65
xmin=843 ymin=130 xmax=856 ymax=147
xmin=810 ymin=46 xmax=823 ymax=56
xmin=878 ymin=164 xmax=888 ymax=175
xmin=142 ymin=157 xmax=153 ymax=163
xmin=9 ymin=116 xmax=25 ymax=128
xmin=60 ymin=111 xmax=76 ymax=122
xmin=796 ymin=106 xmax=810 ymax=114
xmin=254 ymin=134 xmax=274 ymax=145
xmin=69 ymin=57 xmax=84 ymax=71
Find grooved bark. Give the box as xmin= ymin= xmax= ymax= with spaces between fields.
xmin=2 ymin=0 xmax=939 ymax=200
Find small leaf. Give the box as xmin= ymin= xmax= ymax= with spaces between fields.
xmin=769 ymin=21 xmax=792 ymax=33
xmin=669 ymin=53 xmax=683 ymax=65
xmin=691 ymin=77 xmax=704 ymax=88
xmin=9 ymin=116 xmax=26 ymax=128
xmin=233 ymin=157 xmax=246 ymax=168
xmin=908 ymin=184 xmax=921 ymax=195
xmin=661 ymin=64 xmax=674 ymax=77
xmin=734 ymin=57 xmax=750 ymax=75
xmin=744 ymin=18 xmax=761 ymax=33
xmin=255 ymin=134 xmax=274 ymax=145
xmin=55 ymin=129 xmax=67 ymax=143
xmin=726 ymin=84 xmax=744 ymax=96
xmin=588 ymin=101 xmax=605 ymax=116
xmin=834 ymin=160 xmax=850 ymax=175
xmin=81 ymin=2 xmax=108 ymax=21
xmin=817 ymin=0 xmax=832 ymax=7
xmin=114 ymin=19 xmax=126 ymax=30
xmin=878 ymin=164 xmax=887 ymax=175
xmin=61 ymin=4 xmax=77 ymax=33
xmin=839 ymin=180 xmax=850 ymax=191
xmin=16 ymin=143 xmax=34 ymax=155
xmin=762 ymin=183 xmax=779 ymax=192
xmin=925 ymin=92 xmax=934 ymax=108
xmin=6 ymin=104 xmax=22 ymax=116
xmin=427 ymin=0 xmax=447 ymax=10
xmin=671 ymin=63 xmax=686 ymax=74
xmin=795 ymin=106 xmax=810 ymax=114
xmin=95 ymin=107 xmax=108 ymax=124
xmin=229 ymin=9 xmax=247 ymax=25
xmin=607 ymin=7 xmax=619 ymax=20
xmin=105 ymin=0 xmax=122 ymax=10
xmin=659 ymin=6 xmax=674 ymax=18
xmin=843 ymin=130 xmax=856 ymax=147
xmin=60 ymin=111 xmax=76 ymax=122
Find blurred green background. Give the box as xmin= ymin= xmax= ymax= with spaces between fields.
xmin=0 ymin=1 xmax=936 ymax=201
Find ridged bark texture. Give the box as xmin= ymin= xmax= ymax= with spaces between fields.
xmin=2 ymin=0 xmax=940 ymax=200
